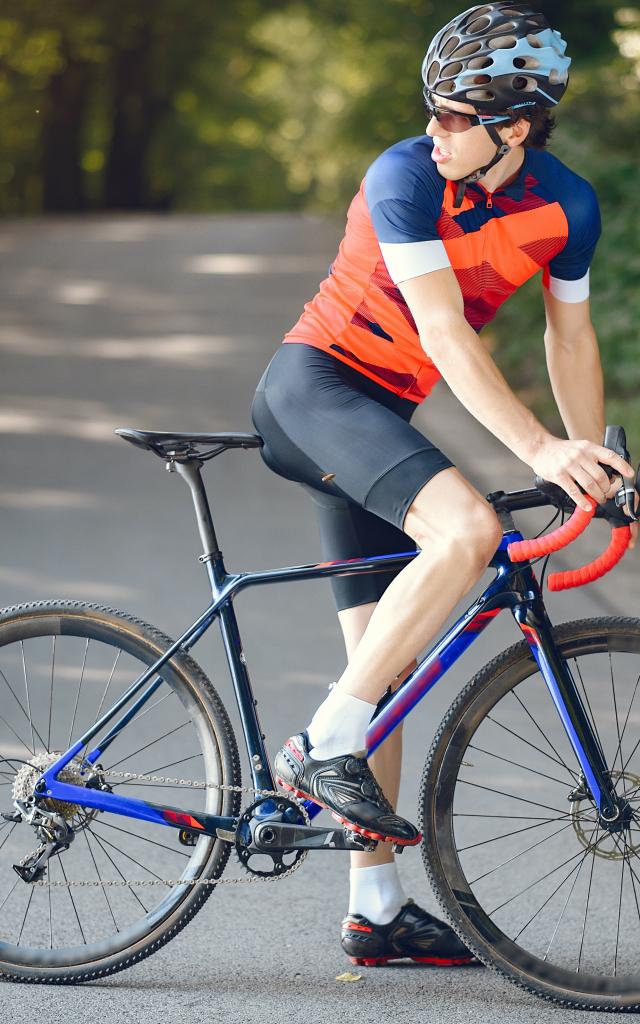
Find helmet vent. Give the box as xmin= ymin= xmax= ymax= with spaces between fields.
xmin=513 ymin=55 xmax=540 ymax=69
xmin=437 ymin=81 xmax=456 ymax=95
xmin=426 ymin=61 xmax=440 ymax=87
xmin=442 ymin=61 xmax=464 ymax=79
xmin=439 ymin=24 xmax=458 ymax=47
xmin=467 ymin=16 xmax=492 ymax=34
xmin=468 ymin=74 xmax=492 ymax=85
xmin=453 ymin=40 xmax=484 ymax=58
xmin=526 ymin=32 xmax=543 ymax=47
xmin=500 ymin=7 xmax=525 ymax=15
xmin=467 ymin=55 xmax=494 ymax=69
xmin=549 ymin=67 xmax=567 ymax=84
xmin=470 ymin=5 xmax=493 ymax=17
xmin=512 ymin=75 xmax=537 ymax=91
xmin=467 ymin=88 xmax=495 ymax=102
xmin=488 ymin=34 xmax=518 ymax=49
xmin=441 ymin=35 xmax=461 ymax=58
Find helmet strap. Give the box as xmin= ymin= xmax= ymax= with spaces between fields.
xmin=452 ymin=124 xmax=511 ymax=208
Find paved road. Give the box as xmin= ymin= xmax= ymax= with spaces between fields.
xmin=0 ymin=214 xmax=637 ymax=1023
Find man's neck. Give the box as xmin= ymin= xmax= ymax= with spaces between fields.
xmin=478 ymin=146 xmax=525 ymax=194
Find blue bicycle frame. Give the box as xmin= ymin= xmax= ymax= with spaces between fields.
xmin=39 ymin=459 xmax=619 ymax=837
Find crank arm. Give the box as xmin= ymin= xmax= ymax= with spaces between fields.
xmin=253 ymin=820 xmax=377 ymax=852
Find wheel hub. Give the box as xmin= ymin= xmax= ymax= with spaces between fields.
xmin=571 ymin=770 xmax=640 ymax=860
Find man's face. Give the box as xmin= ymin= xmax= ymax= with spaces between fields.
xmin=425 ymin=94 xmax=518 ymax=180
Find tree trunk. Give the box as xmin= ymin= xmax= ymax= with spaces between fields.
xmin=104 ymin=26 xmax=156 ymax=209
xmin=41 ymin=55 xmax=90 ymax=212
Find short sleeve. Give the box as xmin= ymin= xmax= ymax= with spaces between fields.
xmin=543 ymin=178 xmax=601 ymax=303
xmin=364 ymin=140 xmax=450 ymax=285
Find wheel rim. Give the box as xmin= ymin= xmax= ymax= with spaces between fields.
xmin=428 ymin=625 xmax=640 ymax=1000
xmin=0 ymin=608 xmax=230 ymax=970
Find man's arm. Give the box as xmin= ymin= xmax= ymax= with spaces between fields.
xmin=543 ymin=287 xmax=604 ymax=445
xmin=397 ymin=267 xmax=633 ymax=511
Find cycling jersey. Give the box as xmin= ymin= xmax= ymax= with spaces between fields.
xmin=283 ymin=134 xmax=601 ymax=403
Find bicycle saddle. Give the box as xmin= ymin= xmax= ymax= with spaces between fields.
xmin=115 ymin=427 xmax=263 ymax=461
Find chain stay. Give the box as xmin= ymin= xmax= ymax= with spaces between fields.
xmin=28 ymin=766 xmax=306 ymax=888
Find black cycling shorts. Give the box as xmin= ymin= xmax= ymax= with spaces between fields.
xmin=250 ymin=342 xmax=454 ymax=612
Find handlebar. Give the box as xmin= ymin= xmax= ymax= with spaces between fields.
xmin=496 ymin=425 xmax=637 ymax=591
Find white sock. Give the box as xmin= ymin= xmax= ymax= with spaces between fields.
xmin=306 ymin=684 xmax=375 ymax=760
xmin=348 ymin=862 xmax=406 ymax=925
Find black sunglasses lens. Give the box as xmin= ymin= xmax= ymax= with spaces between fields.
xmin=424 ymin=100 xmax=475 ymax=133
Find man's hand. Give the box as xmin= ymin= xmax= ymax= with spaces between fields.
xmin=527 ymin=438 xmax=635 ymax=514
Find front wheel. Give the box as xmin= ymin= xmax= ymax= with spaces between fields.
xmin=421 ymin=617 xmax=640 ymax=1011
xmin=0 ymin=600 xmax=241 ymax=984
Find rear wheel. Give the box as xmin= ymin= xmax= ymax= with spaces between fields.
xmin=421 ymin=617 xmax=640 ymax=1011
xmin=0 ymin=600 xmax=240 ymax=984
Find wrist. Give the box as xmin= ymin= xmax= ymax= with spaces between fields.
xmin=515 ymin=429 xmax=554 ymax=466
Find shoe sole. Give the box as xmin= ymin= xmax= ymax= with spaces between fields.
xmin=275 ymin=776 xmax=422 ymax=847
xmin=348 ymin=955 xmax=477 ymax=967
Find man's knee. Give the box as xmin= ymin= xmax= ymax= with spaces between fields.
xmin=403 ymin=467 xmax=502 ymax=565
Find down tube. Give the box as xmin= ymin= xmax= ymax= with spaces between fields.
xmin=364 ymin=536 xmax=528 ymax=756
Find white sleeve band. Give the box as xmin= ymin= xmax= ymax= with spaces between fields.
xmin=546 ymin=270 xmax=590 ymax=304
xmin=379 ymin=239 xmax=451 ymax=285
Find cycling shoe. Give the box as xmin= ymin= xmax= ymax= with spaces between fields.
xmin=341 ymin=898 xmax=476 ymax=966
xmin=274 ymin=731 xmax=421 ymax=846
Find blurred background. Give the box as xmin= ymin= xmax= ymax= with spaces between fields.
xmin=1 ymin=0 xmax=640 ymax=442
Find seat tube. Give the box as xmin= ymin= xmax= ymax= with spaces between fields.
xmin=173 ymin=459 xmax=273 ymax=793
xmin=511 ymin=571 xmax=617 ymax=819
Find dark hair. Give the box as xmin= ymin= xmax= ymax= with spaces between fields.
xmin=506 ymin=104 xmax=556 ymax=149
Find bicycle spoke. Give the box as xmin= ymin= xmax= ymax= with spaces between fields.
xmin=0 ymin=822 xmax=18 ymax=852
xmin=104 ymin=721 xmax=192 ymax=771
xmin=82 ymin=830 xmax=119 ymax=933
xmin=58 ymin=857 xmax=87 ymax=944
xmin=469 ymin=821 xmax=573 ymax=885
xmin=467 ymin=742 xmax=572 ymax=788
xmin=510 ymin=690 xmax=579 ymax=782
xmin=0 ymin=876 xmax=20 ymax=915
xmin=20 ymin=642 xmax=36 ymax=755
xmin=486 ymin=712 xmax=578 ymax=781
xmin=542 ymin=839 xmax=591 ymax=960
xmin=458 ymin=814 xmax=577 ymax=853
xmin=0 ymin=665 xmax=47 ymax=753
xmin=609 ymin=652 xmax=625 ymax=776
xmin=88 ymin=829 xmax=166 ymax=881
xmin=47 ymin=635 xmax=55 ymax=752
xmin=573 ymin=657 xmax=606 ymax=765
xmin=68 ymin=639 xmax=89 ymax=749
xmin=487 ymin=830 xmax=607 ymax=916
xmin=81 ymin=647 xmax=123 ymax=761
xmin=611 ymin=671 xmax=640 ymax=777
xmin=17 ymin=884 xmax=35 ymax=946
xmin=88 ymin=831 xmax=150 ymax=912
xmin=614 ymin=840 xmax=625 ymax=976
xmin=458 ymin=778 xmax=573 ymax=817
xmin=513 ymin=832 xmax=595 ymax=944
xmin=94 ymin=818 xmax=191 ymax=858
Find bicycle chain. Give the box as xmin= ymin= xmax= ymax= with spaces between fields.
xmin=28 ymin=768 xmax=308 ymax=889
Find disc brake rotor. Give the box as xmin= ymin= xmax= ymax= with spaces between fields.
xmin=571 ymin=770 xmax=640 ymax=860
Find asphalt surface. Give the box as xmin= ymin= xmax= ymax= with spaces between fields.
xmin=0 ymin=213 xmax=638 ymax=1023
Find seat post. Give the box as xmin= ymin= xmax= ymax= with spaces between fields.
xmin=173 ymin=459 xmax=221 ymax=563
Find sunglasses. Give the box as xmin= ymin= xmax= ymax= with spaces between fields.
xmin=423 ymin=94 xmax=513 ymax=133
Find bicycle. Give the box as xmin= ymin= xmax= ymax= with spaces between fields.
xmin=0 ymin=423 xmax=639 ymax=1011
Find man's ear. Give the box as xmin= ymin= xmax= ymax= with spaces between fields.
xmin=500 ymin=116 xmax=531 ymax=149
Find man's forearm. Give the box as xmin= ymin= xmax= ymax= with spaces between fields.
xmin=422 ymin=321 xmax=551 ymax=463
xmin=545 ymin=327 xmax=605 ymax=445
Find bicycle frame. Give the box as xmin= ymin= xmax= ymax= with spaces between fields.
xmin=39 ymin=460 xmax=620 ymax=838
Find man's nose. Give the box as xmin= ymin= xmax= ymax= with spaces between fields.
xmin=425 ymin=115 xmax=445 ymax=139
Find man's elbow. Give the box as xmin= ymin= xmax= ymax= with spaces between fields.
xmin=419 ymin=314 xmax=470 ymax=359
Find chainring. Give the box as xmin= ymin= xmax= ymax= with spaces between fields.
xmin=235 ymin=795 xmax=310 ymax=878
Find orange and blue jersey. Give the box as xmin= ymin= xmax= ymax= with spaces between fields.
xmin=283 ymin=134 xmax=601 ymax=404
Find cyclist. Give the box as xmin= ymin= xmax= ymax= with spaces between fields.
xmin=251 ymin=2 xmax=636 ymax=966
